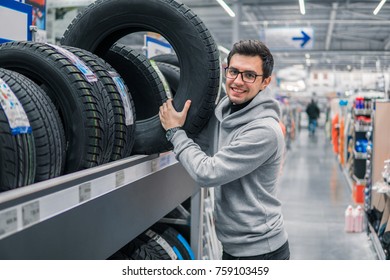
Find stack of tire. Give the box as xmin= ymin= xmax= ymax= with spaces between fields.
xmin=0 ymin=0 xmax=220 ymax=196
xmin=0 ymin=43 xmax=136 ymax=191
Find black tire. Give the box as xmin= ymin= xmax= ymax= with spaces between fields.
xmin=0 ymin=68 xmax=66 ymax=183
xmin=0 ymin=75 xmax=36 ymax=191
xmin=60 ymin=46 xmax=136 ymax=160
xmin=59 ymin=46 xmax=115 ymax=164
xmin=106 ymin=69 xmax=136 ymax=159
xmin=137 ymin=229 xmax=177 ymax=260
xmin=151 ymin=53 xmax=179 ymax=67
xmin=121 ymin=234 xmax=172 ymax=260
xmin=104 ymin=44 xmax=165 ymax=121
xmin=60 ymin=0 xmax=220 ymax=154
xmin=154 ymin=62 xmax=180 ymax=96
xmin=0 ymin=41 xmax=106 ymax=173
xmin=152 ymin=224 xmax=195 ymax=260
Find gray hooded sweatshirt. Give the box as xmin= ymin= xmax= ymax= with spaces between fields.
xmin=170 ymin=87 xmax=287 ymax=257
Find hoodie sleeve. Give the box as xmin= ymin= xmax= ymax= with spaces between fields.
xmin=192 ymin=118 xmax=211 ymax=154
xmin=170 ymin=119 xmax=283 ymax=188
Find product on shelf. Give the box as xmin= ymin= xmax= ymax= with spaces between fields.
xmin=0 ymin=75 xmax=36 ymax=191
xmin=0 ymin=68 xmax=66 ymax=184
xmin=0 ymin=42 xmax=109 ymax=173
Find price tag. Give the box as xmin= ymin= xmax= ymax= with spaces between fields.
xmin=151 ymin=158 xmax=159 ymax=172
xmin=109 ymin=72 xmax=134 ymax=126
xmin=79 ymin=182 xmax=92 ymax=202
xmin=159 ymin=154 xmax=171 ymax=169
xmin=22 ymin=201 xmax=40 ymax=227
xmin=0 ymin=78 xmax=31 ymax=135
xmin=150 ymin=60 xmax=172 ymax=99
xmin=115 ymin=170 xmax=125 ymax=187
xmin=0 ymin=209 xmax=17 ymax=237
xmin=47 ymin=44 xmax=98 ymax=83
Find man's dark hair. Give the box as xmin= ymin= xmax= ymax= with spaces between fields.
xmin=227 ymin=40 xmax=274 ymax=79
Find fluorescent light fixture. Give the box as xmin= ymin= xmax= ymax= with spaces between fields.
xmin=299 ymin=0 xmax=306 ymax=15
xmin=216 ymin=0 xmax=236 ymax=17
xmin=373 ymin=0 xmax=387 ymax=15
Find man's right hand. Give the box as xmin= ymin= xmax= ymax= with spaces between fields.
xmin=159 ymin=98 xmax=192 ymax=130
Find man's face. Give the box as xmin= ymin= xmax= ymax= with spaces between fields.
xmin=226 ymin=54 xmax=271 ymax=104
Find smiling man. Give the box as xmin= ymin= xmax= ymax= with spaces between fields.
xmin=159 ymin=40 xmax=289 ymax=260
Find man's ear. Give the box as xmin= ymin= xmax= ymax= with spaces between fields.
xmin=261 ymin=76 xmax=272 ymax=89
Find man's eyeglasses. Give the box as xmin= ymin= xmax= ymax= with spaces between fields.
xmin=224 ymin=67 xmax=263 ymax=83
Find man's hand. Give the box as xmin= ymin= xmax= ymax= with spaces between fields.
xmin=159 ymin=98 xmax=191 ymax=130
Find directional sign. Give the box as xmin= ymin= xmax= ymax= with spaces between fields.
xmin=262 ymin=27 xmax=314 ymax=50
xmin=292 ymin=30 xmax=311 ymax=47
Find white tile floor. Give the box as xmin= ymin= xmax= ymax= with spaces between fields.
xmin=277 ymin=127 xmax=378 ymax=260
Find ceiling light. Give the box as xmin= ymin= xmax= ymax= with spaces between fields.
xmin=373 ymin=0 xmax=387 ymax=15
xmin=299 ymin=0 xmax=306 ymax=15
xmin=216 ymin=0 xmax=236 ymax=17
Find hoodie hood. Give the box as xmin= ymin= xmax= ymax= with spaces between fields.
xmin=215 ymin=87 xmax=281 ymax=129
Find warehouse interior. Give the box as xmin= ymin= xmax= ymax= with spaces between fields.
xmin=1 ymin=0 xmax=390 ymax=261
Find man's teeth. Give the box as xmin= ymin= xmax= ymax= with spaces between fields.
xmin=232 ymin=88 xmax=245 ymax=93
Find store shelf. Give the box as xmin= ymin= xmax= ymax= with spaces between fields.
xmin=354 ymin=108 xmax=372 ymax=116
xmin=0 ymin=152 xmax=200 ymax=259
xmin=354 ymin=150 xmax=368 ymax=160
xmin=343 ymin=167 xmax=354 ymax=192
xmin=352 ymin=174 xmax=367 ymax=185
xmin=354 ymin=123 xmax=371 ymax=132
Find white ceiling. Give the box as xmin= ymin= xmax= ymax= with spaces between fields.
xmin=178 ymin=0 xmax=390 ymax=72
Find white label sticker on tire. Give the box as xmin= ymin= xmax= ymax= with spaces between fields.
xmin=0 ymin=78 xmax=31 ymax=135
xmin=145 ymin=229 xmax=177 ymax=260
xmin=109 ymin=72 xmax=134 ymax=126
xmin=150 ymin=60 xmax=172 ymax=99
xmin=47 ymin=44 xmax=98 ymax=83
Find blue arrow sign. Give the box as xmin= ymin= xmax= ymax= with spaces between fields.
xmin=263 ymin=27 xmax=313 ymax=50
xmin=292 ymin=31 xmax=311 ymax=47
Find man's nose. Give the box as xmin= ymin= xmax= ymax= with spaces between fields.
xmin=234 ymin=73 xmax=245 ymax=83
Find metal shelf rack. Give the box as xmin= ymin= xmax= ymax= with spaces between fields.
xmin=0 ymin=152 xmax=201 ymax=259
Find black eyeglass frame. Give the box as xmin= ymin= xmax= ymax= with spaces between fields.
xmin=224 ymin=67 xmax=264 ymax=83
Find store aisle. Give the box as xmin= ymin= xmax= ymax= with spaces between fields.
xmin=278 ymin=127 xmax=377 ymax=260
